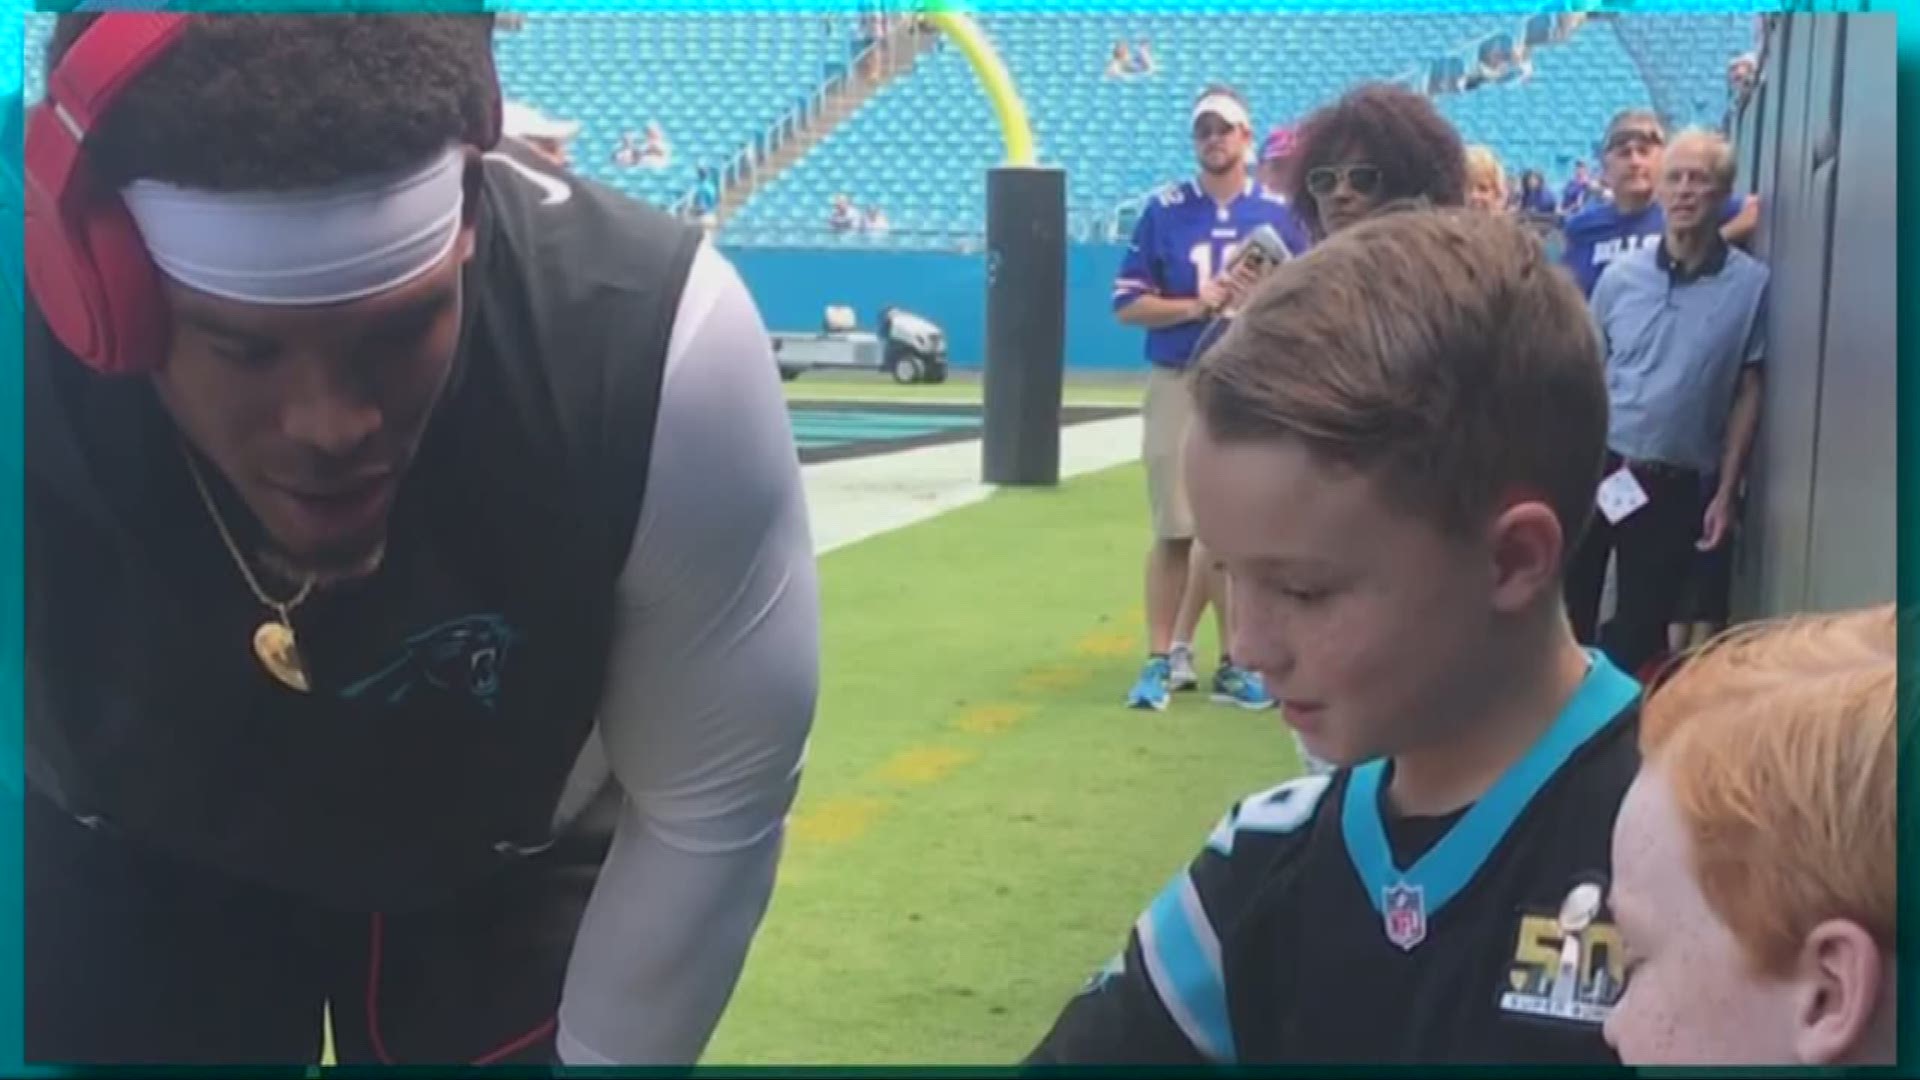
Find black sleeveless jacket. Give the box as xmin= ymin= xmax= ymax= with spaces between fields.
xmin=25 ymin=142 xmax=702 ymax=913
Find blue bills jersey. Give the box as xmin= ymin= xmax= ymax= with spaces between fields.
xmin=1561 ymin=194 xmax=1747 ymax=297
xmin=1113 ymin=179 xmax=1308 ymax=369
xmin=1028 ymin=654 xmax=1644 ymax=1066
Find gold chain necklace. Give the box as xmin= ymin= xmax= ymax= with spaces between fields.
xmin=181 ymin=445 xmax=318 ymax=693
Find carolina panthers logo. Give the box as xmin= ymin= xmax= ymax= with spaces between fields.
xmin=340 ymin=614 xmax=522 ymax=711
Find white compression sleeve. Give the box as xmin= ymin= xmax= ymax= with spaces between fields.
xmin=554 ymin=240 xmax=820 ymax=1064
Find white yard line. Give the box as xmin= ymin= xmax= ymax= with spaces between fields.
xmin=803 ymin=415 xmax=1143 ymax=556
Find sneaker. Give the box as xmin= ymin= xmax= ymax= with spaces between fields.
xmin=1211 ymin=663 xmax=1276 ymax=710
xmin=1127 ymin=656 xmax=1173 ymax=711
xmin=1168 ymin=646 xmax=1199 ymax=692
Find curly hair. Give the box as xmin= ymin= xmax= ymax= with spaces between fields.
xmin=46 ymin=14 xmax=498 ymax=192
xmin=1286 ymin=82 xmax=1469 ymax=239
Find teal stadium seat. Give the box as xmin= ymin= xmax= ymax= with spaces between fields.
xmin=17 ymin=12 xmax=1754 ymax=250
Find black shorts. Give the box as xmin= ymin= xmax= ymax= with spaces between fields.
xmin=24 ymin=786 xmax=616 ymax=1067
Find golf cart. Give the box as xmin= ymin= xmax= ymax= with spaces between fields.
xmin=771 ymin=305 xmax=949 ymax=385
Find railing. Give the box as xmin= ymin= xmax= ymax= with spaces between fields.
xmin=670 ymin=13 xmax=911 ymax=220
xmin=670 ymin=60 xmax=860 ymax=220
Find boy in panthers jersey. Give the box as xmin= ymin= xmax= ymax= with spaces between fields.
xmin=1030 ymin=209 xmax=1638 ymax=1065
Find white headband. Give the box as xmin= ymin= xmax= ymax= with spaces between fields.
xmin=120 ymin=145 xmax=468 ymax=307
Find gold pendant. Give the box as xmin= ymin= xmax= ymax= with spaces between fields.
xmin=253 ymin=620 xmax=312 ymax=693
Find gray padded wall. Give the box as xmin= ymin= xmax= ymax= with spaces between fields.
xmin=1730 ymin=12 xmax=1897 ymax=619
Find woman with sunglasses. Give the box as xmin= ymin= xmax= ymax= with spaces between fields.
xmin=1286 ymin=82 xmax=1469 ymax=240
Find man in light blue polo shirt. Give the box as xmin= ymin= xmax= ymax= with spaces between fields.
xmin=1565 ymin=129 xmax=1768 ymax=679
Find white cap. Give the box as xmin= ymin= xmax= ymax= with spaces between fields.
xmin=503 ymin=100 xmax=581 ymax=142
xmin=1192 ymin=92 xmax=1251 ymax=130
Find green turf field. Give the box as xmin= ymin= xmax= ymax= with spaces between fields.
xmin=782 ymin=373 xmax=1144 ymax=409
xmin=701 ymin=461 xmax=1298 ymax=1065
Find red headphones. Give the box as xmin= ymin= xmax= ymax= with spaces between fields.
xmin=24 ymin=13 xmax=505 ymax=377
xmin=25 ymin=13 xmax=188 ymax=376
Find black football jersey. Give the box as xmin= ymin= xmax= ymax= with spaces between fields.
xmin=1027 ymin=652 xmax=1642 ymax=1066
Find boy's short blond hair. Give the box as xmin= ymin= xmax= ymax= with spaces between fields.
xmin=1641 ymin=604 xmax=1898 ymax=975
xmin=1189 ymin=207 xmax=1608 ymax=558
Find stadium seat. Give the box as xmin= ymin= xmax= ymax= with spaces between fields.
xmin=16 ymin=12 xmax=1756 ymax=249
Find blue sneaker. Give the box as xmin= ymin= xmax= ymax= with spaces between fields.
xmin=1127 ymin=656 xmax=1173 ymax=711
xmin=1211 ymin=663 xmax=1276 ymax=710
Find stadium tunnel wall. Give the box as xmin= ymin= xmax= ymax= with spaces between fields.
xmin=1728 ymin=11 xmax=1895 ymax=620
xmin=723 ymin=242 xmax=1143 ymax=372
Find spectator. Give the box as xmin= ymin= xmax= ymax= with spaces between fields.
xmin=1560 ymin=158 xmax=1600 ymax=214
xmin=1255 ymin=126 xmax=1312 ymax=255
xmin=1256 ymin=125 xmax=1293 ymax=193
xmin=1728 ymin=52 xmax=1758 ymax=99
xmin=1516 ymin=169 xmax=1557 ymax=215
xmin=1606 ymin=605 xmax=1895 ymax=1067
xmin=638 ymin=121 xmax=671 ymax=168
xmin=1130 ymin=38 xmax=1157 ymax=75
xmin=1513 ymin=40 xmax=1536 ymax=81
xmin=828 ymin=193 xmax=859 ymax=232
xmin=692 ymin=165 xmax=720 ymax=231
xmin=613 ymin=130 xmax=644 ymax=169
xmin=1286 ymin=81 xmax=1468 ymax=241
xmin=1111 ymin=84 xmax=1294 ymax=716
xmin=1104 ymin=41 xmax=1132 ymax=79
xmin=1725 ymin=52 xmax=1759 ymax=130
xmin=1464 ymin=145 xmax=1508 ymax=213
xmin=1560 ymin=109 xmax=1760 ymax=298
xmin=501 ymin=100 xmax=580 ymax=171
xmin=862 ymin=204 xmax=890 ymax=235
xmin=1565 ymin=129 xmax=1769 ymax=680
xmin=1475 ymin=36 xmax=1511 ymax=83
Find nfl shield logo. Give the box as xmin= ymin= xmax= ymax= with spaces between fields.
xmin=1383 ymin=882 xmax=1427 ymax=951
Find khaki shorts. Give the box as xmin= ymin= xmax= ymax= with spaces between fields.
xmin=1143 ymin=364 xmax=1196 ymax=540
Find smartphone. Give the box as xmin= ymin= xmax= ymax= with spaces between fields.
xmin=1226 ymin=224 xmax=1293 ymax=281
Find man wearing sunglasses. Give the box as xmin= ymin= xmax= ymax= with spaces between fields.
xmin=1113 ymin=84 xmax=1297 ymax=715
xmin=1560 ymin=110 xmax=1760 ymax=298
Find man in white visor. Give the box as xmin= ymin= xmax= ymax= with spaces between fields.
xmin=23 ymin=13 xmax=817 ymax=1067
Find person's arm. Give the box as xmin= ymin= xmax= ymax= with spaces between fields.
xmin=1119 ymin=292 xmax=1213 ymax=329
xmin=1720 ymin=192 xmax=1761 ymax=246
xmin=1718 ymin=367 xmax=1762 ymax=496
xmin=1701 ymin=282 xmax=1767 ymax=551
xmin=1022 ymin=885 xmax=1215 ymax=1067
xmin=1025 ymin=776 xmax=1332 ymax=1066
xmin=556 ymin=241 xmax=820 ymax=1065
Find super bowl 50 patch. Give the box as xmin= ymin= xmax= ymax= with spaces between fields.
xmin=1497 ymin=880 xmax=1624 ymax=1026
